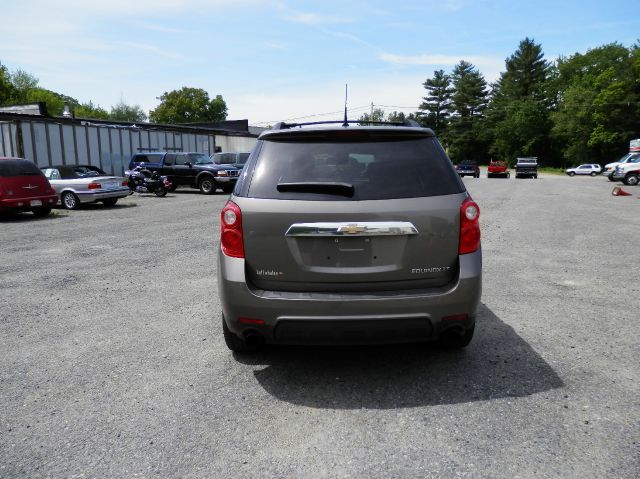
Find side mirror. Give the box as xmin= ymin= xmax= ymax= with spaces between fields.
xmin=185 ymin=161 xmax=192 ymax=167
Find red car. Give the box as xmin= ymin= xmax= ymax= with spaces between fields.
xmin=0 ymin=157 xmax=58 ymax=217
xmin=487 ymin=160 xmax=510 ymax=178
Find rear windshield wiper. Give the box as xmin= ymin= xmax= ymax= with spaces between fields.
xmin=276 ymin=182 xmax=355 ymax=197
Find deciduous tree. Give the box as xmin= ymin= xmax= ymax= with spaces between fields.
xmin=149 ymin=87 xmax=227 ymax=124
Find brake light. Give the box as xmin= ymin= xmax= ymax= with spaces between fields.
xmin=459 ymin=197 xmax=480 ymax=254
xmin=122 ymin=180 xmax=128 ymax=186
xmin=87 ymin=182 xmax=101 ymax=190
xmin=220 ymin=201 xmax=244 ymax=258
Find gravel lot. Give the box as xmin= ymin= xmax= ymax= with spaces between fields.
xmin=1 ymin=175 xmax=639 ymax=478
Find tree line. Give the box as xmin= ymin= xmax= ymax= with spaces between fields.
xmin=360 ymin=39 xmax=640 ymax=167
xmin=3 ymin=38 xmax=639 ymax=166
xmin=0 ymin=64 xmax=227 ymax=125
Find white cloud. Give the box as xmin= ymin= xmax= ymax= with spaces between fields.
xmin=379 ymin=52 xmax=504 ymax=81
xmin=281 ymin=11 xmax=354 ymax=25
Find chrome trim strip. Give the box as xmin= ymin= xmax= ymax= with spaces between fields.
xmin=285 ymin=221 xmax=418 ymax=237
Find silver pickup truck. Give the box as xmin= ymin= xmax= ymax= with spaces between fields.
xmin=515 ymin=157 xmax=538 ymax=179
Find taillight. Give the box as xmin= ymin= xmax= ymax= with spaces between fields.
xmin=220 ymin=201 xmax=244 ymax=258
xmin=459 ymin=197 xmax=480 ymax=254
xmin=87 ymin=182 xmax=101 ymax=190
xmin=121 ymin=180 xmax=128 ymax=186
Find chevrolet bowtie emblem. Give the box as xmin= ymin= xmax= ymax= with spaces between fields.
xmin=340 ymin=224 xmax=365 ymax=234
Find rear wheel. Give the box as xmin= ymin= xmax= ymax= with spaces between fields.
xmin=440 ymin=325 xmax=475 ymax=348
xmin=590 ymin=171 xmax=597 ymax=177
xmin=102 ymin=198 xmax=118 ymax=207
xmin=623 ymin=173 xmax=639 ymax=186
xmin=222 ymin=317 xmax=255 ymax=353
xmin=568 ymin=172 xmax=575 ymax=176
xmin=198 ymin=176 xmax=216 ymax=195
xmin=61 ymin=191 xmax=79 ymax=210
xmin=32 ymin=206 xmax=51 ymax=217
xmin=154 ymin=186 xmax=168 ymax=197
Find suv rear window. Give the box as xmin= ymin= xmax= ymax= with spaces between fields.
xmin=0 ymin=159 xmax=43 ymax=177
xmin=247 ymin=137 xmax=463 ymax=201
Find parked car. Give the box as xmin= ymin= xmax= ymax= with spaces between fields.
xmin=127 ymin=152 xmax=240 ymax=194
xmin=515 ymin=157 xmax=538 ymax=179
xmin=611 ymin=155 xmax=640 ymax=185
xmin=211 ymin=152 xmax=251 ymax=169
xmin=455 ymin=160 xmax=480 ymax=178
xmin=41 ymin=165 xmax=130 ymax=210
xmin=487 ymin=160 xmax=510 ymax=178
xmin=603 ymin=139 xmax=640 ymax=180
xmin=0 ymin=157 xmax=57 ymax=216
xmin=218 ymin=120 xmax=482 ymax=353
xmin=565 ymin=164 xmax=602 ymax=176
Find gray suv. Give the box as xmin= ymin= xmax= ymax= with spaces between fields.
xmin=217 ymin=120 xmax=482 ymax=352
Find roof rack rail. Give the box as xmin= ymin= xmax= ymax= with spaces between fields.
xmin=271 ymin=118 xmax=421 ymax=130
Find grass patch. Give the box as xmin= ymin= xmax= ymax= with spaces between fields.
xmin=538 ymin=167 xmax=565 ymax=175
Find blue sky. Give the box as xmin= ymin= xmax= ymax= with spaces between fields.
xmin=1 ymin=1 xmax=638 ymax=125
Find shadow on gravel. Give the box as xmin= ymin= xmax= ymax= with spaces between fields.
xmin=0 ymin=211 xmax=67 ymax=222
xmin=237 ymin=303 xmax=563 ymax=409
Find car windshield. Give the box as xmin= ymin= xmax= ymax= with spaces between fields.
xmin=247 ymin=136 xmax=463 ymax=201
xmin=187 ymin=153 xmax=213 ymax=165
xmin=0 ymin=159 xmax=43 ymax=176
xmin=212 ymin=153 xmax=237 ymax=165
xmin=238 ymin=153 xmax=250 ymax=164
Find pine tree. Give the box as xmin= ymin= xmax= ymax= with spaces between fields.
xmin=418 ymin=70 xmax=453 ymax=137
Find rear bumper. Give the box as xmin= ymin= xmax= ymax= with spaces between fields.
xmin=74 ymin=187 xmax=131 ymax=204
xmin=0 ymin=194 xmax=58 ymax=212
xmin=217 ymin=250 xmax=482 ymax=345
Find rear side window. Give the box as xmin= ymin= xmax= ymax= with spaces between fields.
xmin=238 ymin=153 xmax=250 ymax=164
xmin=246 ymin=137 xmax=463 ymax=200
xmin=133 ymin=154 xmax=163 ymax=163
xmin=0 ymin=160 xmax=43 ymax=177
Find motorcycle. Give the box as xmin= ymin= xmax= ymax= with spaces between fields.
xmin=127 ymin=167 xmax=171 ymax=197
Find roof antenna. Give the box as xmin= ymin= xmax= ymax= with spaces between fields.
xmin=342 ymin=83 xmax=349 ymax=127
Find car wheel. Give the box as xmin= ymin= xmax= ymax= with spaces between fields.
xmin=590 ymin=171 xmax=597 ymax=177
xmin=608 ymin=175 xmax=616 ymax=182
xmin=198 ymin=176 xmax=216 ymax=195
xmin=623 ymin=174 xmax=639 ymax=186
xmin=222 ymin=316 xmax=258 ymax=353
xmin=440 ymin=325 xmax=475 ymax=348
xmin=61 ymin=191 xmax=80 ymax=210
xmin=102 ymin=198 xmax=118 ymax=207
xmin=534 ymin=175 xmax=538 ymax=179
xmin=32 ymin=206 xmax=52 ymax=217
xmin=154 ymin=187 xmax=168 ymax=197
xmin=568 ymin=172 xmax=575 ymax=176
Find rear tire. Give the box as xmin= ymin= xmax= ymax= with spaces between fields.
xmin=198 ymin=176 xmax=216 ymax=195
xmin=440 ymin=325 xmax=475 ymax=348
xmin=154 ymin=187 xmax=168 ymax=197
xmin=568 ymin=172 xmax=575 ymax=176
xmin=590 ymin=171 xmax=596 ymax=177
xmin=222 ymin=317 xmax=255 ymax=353
xmin=61 ymin=191 xmax=80 ymax=210
xmin=32 ymin=206 xmax=51 ymax=217
xmin=102 ymin=198 xmax=118 ymax=207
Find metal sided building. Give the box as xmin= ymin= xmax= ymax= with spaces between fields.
xmin=0 ymin=107 xmax=259 ymax=176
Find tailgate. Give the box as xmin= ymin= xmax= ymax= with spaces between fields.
xmin=238 ymin=194 xmax=464 ymax=292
